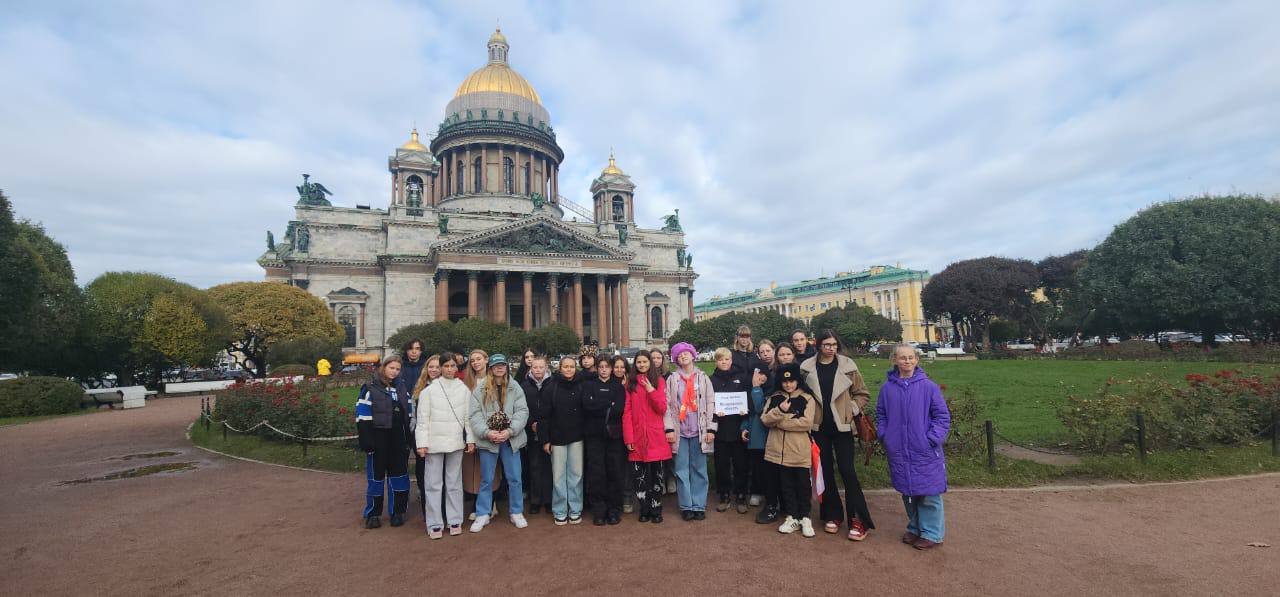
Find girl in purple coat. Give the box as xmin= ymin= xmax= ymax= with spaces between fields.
xmin=875 ymin=343 xmax=951 ymax=550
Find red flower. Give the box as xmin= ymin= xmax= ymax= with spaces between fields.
xmin=338 ymin=407 xmax=348 ymax=415
xmin=1185 ymin=373 xmax=1209 ymax=384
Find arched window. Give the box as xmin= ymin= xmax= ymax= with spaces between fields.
xmin=455 ymin=160 xmax=464 ymax=195
xmin=503 ymin=157 xmax=515 ymax=194
xmin=337 ymin=305 xmax=358 ymax=347
xmin=473 ymin=157 xmax=483 ymax=193
xmin=523 ymin=161 xmax=531 ymax=195
xmin=612 ymin=195 xmax=625 ymax=222
xmin=405 ymin=175 xmax=423 ymax=207
xmin=650 ymin=306 xmax=663 ymax=338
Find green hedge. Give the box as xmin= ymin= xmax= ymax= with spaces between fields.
xmin=0 ymin=377 xmax=83 ymax=417
xmin=269 ymin=364 xmax=317 ymax=377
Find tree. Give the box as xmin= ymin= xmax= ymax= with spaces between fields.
xmin=921 ymin=257 xmax=1040 ymax=350
xmin=0 ymin=191 xmax=88 ymax=376
xmin=1033 ymin=250 xmax=1088 ymax=341
xmin=386 ymin=321 xmax=460 ymax=357
xmin=527 ymin=323 xmax=580 ymax=357
xmin=809 ymin=304 xmax=902 ymax=351
xmin=85 ymin=272 xmax=229 ymax=386
xmin=1077 ymin=194 xmax=1280 ymax=344
xmin=667 ymin=310 xmax=806 ymax=351
xmin=265 ymin=335 xmax=343 ymax=369
xmin=207 ymin=281 xmax=344 ymax=378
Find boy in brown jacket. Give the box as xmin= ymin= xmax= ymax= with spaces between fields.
xmin=760 ymin=362 xmax=817 ymax=538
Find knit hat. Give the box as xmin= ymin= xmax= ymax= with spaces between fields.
xmin=776 ymin=362 xmax=802 ymax=384
xmin=488 ymin=353 xmax=508 ymax=367
xmin=670 ymin=342 xmax=697 ymax=363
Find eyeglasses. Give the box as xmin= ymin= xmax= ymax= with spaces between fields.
xmin=820 ymin=342 xmax=838 ymax=348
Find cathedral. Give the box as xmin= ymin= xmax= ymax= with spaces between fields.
xmin=259 ymin=29 xmax=697 ymax=353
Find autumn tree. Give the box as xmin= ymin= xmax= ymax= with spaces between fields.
xmin=207 ymin=281 xmax=344 ymax=377
xmin=85 ymin=272 xmax=229 ymax=386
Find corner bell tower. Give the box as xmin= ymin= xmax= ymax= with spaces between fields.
xmin=590 ymin=151 xmax=636 ymax=226
xmin=388 ymin=128 xmax=439 ymax=208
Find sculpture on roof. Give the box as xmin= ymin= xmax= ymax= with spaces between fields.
xmin=661 ymin=208 xmax=682 ymax=232
xmin=296 ymin=174 xmax=333 ymax=207
xmin=616 ymin=224 xmax=628 ymax=246
xmin=531 ymin=192 xmax=545 ymax=210
xmin=267 ymin=231 xmax=275 ymax=251
xmin=438 ymin=213 xmax=450 ymax=234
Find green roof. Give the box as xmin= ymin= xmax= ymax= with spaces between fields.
xmin=695 ymin=266 xmax=928 ymax=313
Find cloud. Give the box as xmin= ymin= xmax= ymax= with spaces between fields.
xmin=1 ymin=1 xmax=1277 ymax=299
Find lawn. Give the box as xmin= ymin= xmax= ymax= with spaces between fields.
xmin=0 ymin=408 xmax=100 ymax=428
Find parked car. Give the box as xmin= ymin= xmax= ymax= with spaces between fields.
xmin=0 ymin=373 xmax=18 ymax=382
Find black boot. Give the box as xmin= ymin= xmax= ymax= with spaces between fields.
xmin=756 ymin=504 xmax=780 ymax=524
xmin=365 ymin=516 xmax=381 ymax=529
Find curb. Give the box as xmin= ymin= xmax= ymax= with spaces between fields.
xmin=186 ymin=422 xmax=345 ymax=476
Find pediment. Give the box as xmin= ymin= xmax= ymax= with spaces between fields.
xmin=433 ymin=215 xmax=633 ymax=260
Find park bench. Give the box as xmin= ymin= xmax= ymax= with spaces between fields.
xmin=934 ymin=347 xmax=976 ymax=361
xmin=82 ymin=386 xmax=152 ymax=409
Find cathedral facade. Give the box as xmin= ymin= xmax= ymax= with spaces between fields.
xmin=259 ymin=30 xmax=697 ymax=353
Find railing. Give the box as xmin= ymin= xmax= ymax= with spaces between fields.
xmin=557 ymin=194 xmax=594 ymax=222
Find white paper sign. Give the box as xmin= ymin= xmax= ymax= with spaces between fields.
xmin=714 ymin=391 xmax=748 ymax=416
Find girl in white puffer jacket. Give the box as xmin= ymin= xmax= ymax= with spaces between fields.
xmin=415 ymin=352 xmax=475 ymax=538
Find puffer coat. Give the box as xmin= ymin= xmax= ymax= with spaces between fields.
xmin=623 ymin=376 xmax=671 ymax=462
xmin=875 ymin=367 xmax=951 ymax=496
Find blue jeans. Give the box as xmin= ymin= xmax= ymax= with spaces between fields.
xmin=551 ymin=441 xmax=584 ymax=520
xmin=477 ymin=442 xmax=523 ymax=517
xmin=903 ymin=494 xmax=945 ymax=542
xmin=674 ymin=436 xmax=709 ymax=512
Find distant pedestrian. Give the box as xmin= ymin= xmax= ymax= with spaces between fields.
xmin=876 ymin=343 xmax=951 ymax=550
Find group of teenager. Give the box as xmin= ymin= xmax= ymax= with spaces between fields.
xmin=354 ymin=326 xmax=952 ymax=549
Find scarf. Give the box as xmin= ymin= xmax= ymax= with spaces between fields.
xmin=678 ymin=369 xmax=699 ymax=422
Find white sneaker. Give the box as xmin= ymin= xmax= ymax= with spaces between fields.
xmin=469 ymin=515 xmax=490 ymax=533
xmin=468 ymin=505 xmax=498 ymax=521
xmin=800 ymin=517 xmax=816 ymax=538
xmin=778 ymin=516 xmax=801 ymax=534
xmin=510 ymin=513 xmax=528 ymax=529
xmin=749 ymin=494 xmax=763 ymax=507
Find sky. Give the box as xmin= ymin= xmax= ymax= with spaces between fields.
xmin=2 ymin=1 xmax=1278 ymax=301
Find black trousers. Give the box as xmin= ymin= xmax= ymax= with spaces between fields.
xmin=526 ymin=433 xmax=552 ymax=506
xmin=363 ymin=428 xmax=409 ymax=519
xmin=631 ymin=460 xmax=666 ymax=516
xmin=778 ymin=465 xmax=811 ymax=519
xmin=585 ymin=435 xmax=627 ymax=517
xmin=414 ymin=454 xmax=426 ymax=514
xmin=814 ymin=430 xmax=875 ymax=528
xmin=748 ymin=449 xmax=779 ymax=506
xmin=713 ymin=439 xmax=749 ymax=499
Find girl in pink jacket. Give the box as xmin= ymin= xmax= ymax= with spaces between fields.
xmin=623 ymin=351 xmax=671 ymax=523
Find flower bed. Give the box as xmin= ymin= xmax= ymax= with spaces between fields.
xmin=213 ymin=377 xmax=355 ymax=440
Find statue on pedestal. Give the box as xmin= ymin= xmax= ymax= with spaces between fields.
xmin=616 ymin=224 xmax=628 ymax=246
xmin=267 ymin=231 xmax=275 ymax=251
xmin=532 ymin=192 xmax=545 ymax=210
xmin=438 ymin=213 xmax=450 ymax=234
xmin=661 ymin=208 xmax=682 ymax=232
xmin=676 ymin=247 xmax=685 ymax=267
xmin=296 ymin=225 xmax=310 ymax=252
xmin=685 ymin=252 xmax=692 ymax=269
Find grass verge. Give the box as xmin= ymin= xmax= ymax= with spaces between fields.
xmin=0 ymin=408 xmax=99 ymax=428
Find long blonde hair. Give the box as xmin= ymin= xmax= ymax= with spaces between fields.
xmin=735 ymin=324 xmax=754 ymax=352
xmin=482 ymin=361 xmax=509 ymax=409
xmin=412 ymin=354 xmax=441 ymax=399
xmin=463 ymin=349 xmax=488 ymax=390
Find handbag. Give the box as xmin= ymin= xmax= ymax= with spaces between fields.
xmin=854 ymin=413 xmax=877 ymax=465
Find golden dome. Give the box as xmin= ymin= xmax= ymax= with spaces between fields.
xmin=399 ymin=128 xmax=428 ymax=151
xmin=454 ymin=63 xmax=542 ymax=104
xmin=489 ymin=27 xmax=508 ymax=45
xmin=601 ymin=151 xmax=624 ymax=175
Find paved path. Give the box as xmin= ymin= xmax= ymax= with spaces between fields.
xmin=1 ymin=397 xmax=1277 ymax=596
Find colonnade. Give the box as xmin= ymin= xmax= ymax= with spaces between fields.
xmin=433 ymin=269 xmax=629 ymax=346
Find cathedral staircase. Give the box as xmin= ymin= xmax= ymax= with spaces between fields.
xmin=557 ymin=195 xmax=594 ymax=222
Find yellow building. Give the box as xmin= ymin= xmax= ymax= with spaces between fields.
xmin=693 ymin=265 xmax=932 ymax=343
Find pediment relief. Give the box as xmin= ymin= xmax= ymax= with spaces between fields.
xmin=434 ymin=215 xmax=632 ymax=260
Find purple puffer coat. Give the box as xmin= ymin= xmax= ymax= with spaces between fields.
xmin=875 ymin=367 xmax=951 ymax=496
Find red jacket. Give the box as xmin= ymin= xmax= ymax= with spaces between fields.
xmin=623 ymin=376 xmax=671 ymax=462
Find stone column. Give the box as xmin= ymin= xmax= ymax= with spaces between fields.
xmin=465 ymin=146 xmax=473 ymax=194
xmin=434 ymin=269 xmax=449 ymax=322
xmin=614 ymin=279 xmax=624 ymax=345
xmin=498 ymin=145 xmax=505 ymax=193
xmin=467 ymin=271 xmax=479 ymax=319
xmin=572 ymin=274 xmax=583 ymax=339
xmin=547 ymin=274 xmax=560 ymax=324
xmin=687 ymin=289 xmax=695 ymax=323
xmin=522 ymin=272 xmax=534 ymax=331
xmin=481 ymin=145 xmax=489 ymax=192
xmin=551 ymin=163 xmax=558 ymax=202
xmin=494 ymin=271 xmax=507 ymax=324
xmin=595 ymin=275 xmax=607 ymax=345
xmin=618 ymin=275 xmax=630 ymax=347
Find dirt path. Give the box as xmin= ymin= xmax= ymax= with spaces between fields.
xmin=1 ymin=397 xmax=1276 ymax=596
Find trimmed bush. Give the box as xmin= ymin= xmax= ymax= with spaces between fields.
xmin=0 ymin=376 xmax=83 ymax=417
xmin=266 ymin=336 xmax=342 ymax=371
xmin=269 ymin=364 xmax=317 ymax=377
